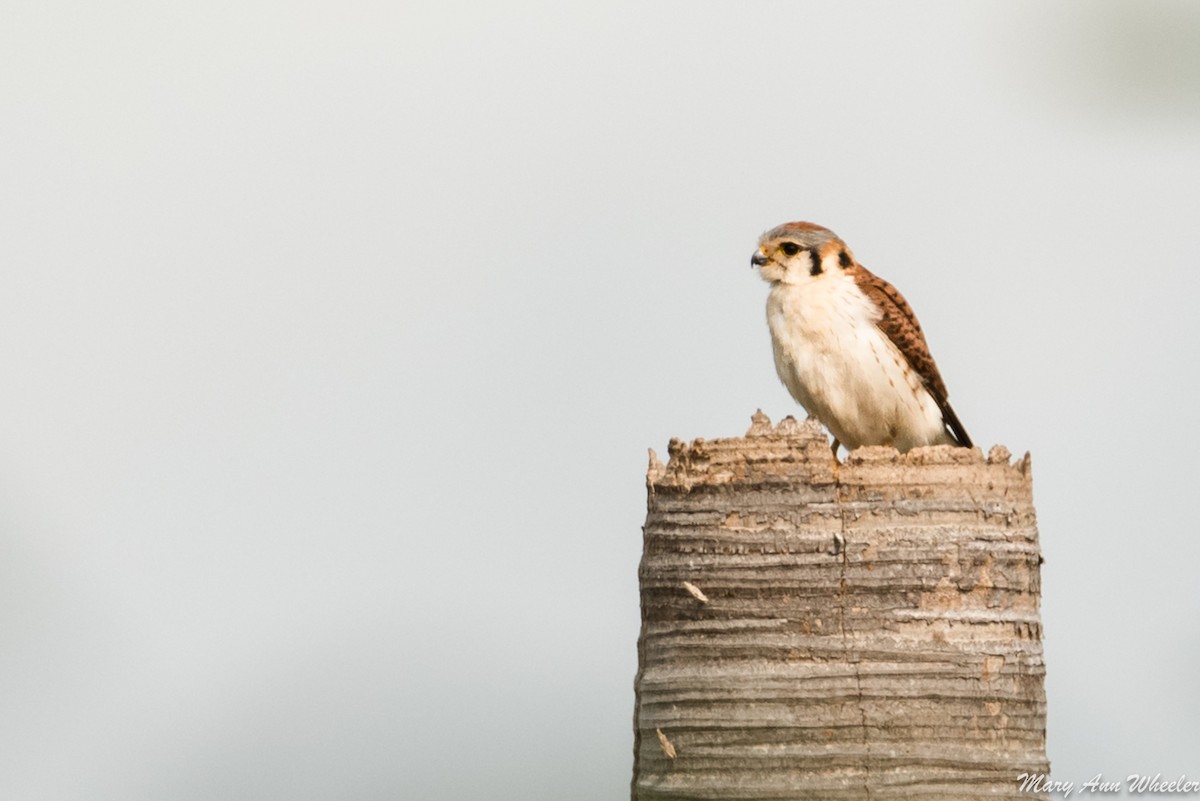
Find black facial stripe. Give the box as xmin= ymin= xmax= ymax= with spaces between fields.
xmin=808 ymin=248 xmax=823 ymax=276
xmin=838 ymin=248 xmax=853 ymax=269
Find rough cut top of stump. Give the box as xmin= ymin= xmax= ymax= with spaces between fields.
xmin=647 ymin=409 xmax=1030 ymax=494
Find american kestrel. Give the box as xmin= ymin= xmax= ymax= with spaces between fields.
xmin=752 ymin=221 xmax=971 ymax=454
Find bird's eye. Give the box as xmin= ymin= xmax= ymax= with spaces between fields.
xmin=780 ymin=242 xmax=800 ymax=256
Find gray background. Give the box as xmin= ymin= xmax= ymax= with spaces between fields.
xmin=3 ymin=2 xmax=1198 ymax=799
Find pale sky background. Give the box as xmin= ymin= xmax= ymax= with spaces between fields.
xmin=2 ymin=2 xmax=1199 ymax=799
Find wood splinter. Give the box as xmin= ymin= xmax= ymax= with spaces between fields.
xmin=682 ymin=581 xmax=708 ymax=604
xmin=656 ymin=728 xmax=677 ymax=760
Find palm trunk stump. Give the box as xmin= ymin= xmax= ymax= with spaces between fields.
xmin=632 ymin=412 xmax=1048 ymax=800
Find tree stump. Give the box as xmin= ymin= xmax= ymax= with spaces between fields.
xmin=632 ymin=411 xmax=1048 ymax=800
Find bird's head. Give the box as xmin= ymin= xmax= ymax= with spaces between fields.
xmin=752 ymin=221 xmax=855 ymax=286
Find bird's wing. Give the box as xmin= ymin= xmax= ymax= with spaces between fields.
xmin=851 ymin=264 xmax=973 ymax=448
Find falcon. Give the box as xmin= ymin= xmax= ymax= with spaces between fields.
xmin=751 ymin=221 xmax=971 ymax=454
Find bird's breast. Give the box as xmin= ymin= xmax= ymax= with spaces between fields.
xmin=766 ymin=279 xmax=878 ymax=403
xmin=765 ymin=280 xmax=945 ymax=450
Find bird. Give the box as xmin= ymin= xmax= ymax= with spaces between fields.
xmin=751 ymin=221 xmax=971 ymax=454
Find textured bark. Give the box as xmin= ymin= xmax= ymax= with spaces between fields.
xmin=632 ymin=412 xmax=1048 ymax=801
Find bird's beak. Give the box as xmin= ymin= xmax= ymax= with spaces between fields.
xmin=751 ymin=251 xmax=768 ymax=268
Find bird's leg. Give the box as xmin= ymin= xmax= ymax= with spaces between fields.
xmin=830 ymin=437 xmax=842 ymax=517
xmin=830 ymin=438 xmax=842 ymax=487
